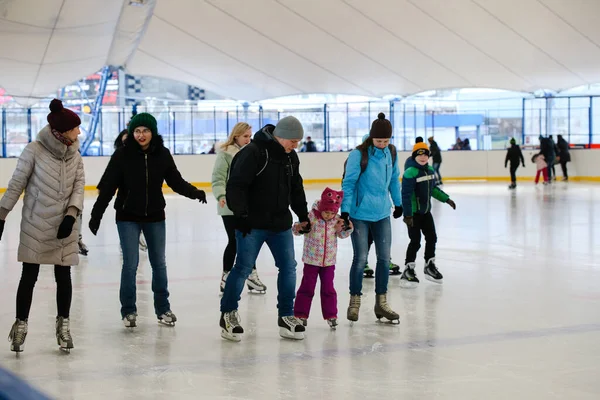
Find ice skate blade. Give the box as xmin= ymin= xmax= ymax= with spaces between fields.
xmin=221 ymin=329 xmax=242 ymax=342
xmin=10 ymin=344 xmax=24 ymax=353
xmin=247 ymin=286 xmax=266 ymax=294
xmin=399 ymin=280 xmax=419 ymax=289
xmin=279 ymin=328 xmax=304 ymax=340
xmin=424 ymin=275 xmax=443 ymax=284
xmin=158 ymin=320 xmax=175 ymax=326
xmin=57 ymin=339 xmax=74 ymax=350
xmin=363 ymin=274 xmax=374 ymax=279
xmin=376 ymin=317 xmax=400 ymax=325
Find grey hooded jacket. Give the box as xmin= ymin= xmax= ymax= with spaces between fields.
xmin=0 ymin=125 xmax=85 ymax=266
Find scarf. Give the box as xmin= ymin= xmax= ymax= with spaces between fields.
xmin=51 ymin=128 xmax=74 ymax=147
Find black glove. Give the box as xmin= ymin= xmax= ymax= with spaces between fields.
xmin=89 ymin=217 xmax=101 ymax=236
xmin=393 ymin=206 xmax=403 ymax=219
xmin=403 ymin=216 xmax=414 ymax=228
xmin=298 ymin=217 xmax=311 ymax=234
xmin=340 ymin=212 xmax=351 ymax=231
xmin=57 ymin=216 xmax=76 ymax=239
xmin=194 ymin=190 xmax=207 ymax=204
xmin=447 ymin=199 xmax=456 ymax=210
xmin=235 ymin=216 xmax=252 ymax=237
xmin=0 ymin=220 xmax=5 ymax=241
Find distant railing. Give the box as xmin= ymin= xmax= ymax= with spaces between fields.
xmin=1 ymin=96 xmax=598 ymax=157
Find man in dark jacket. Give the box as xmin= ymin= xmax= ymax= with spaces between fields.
xmin=556 ymin=134 xmax=570 ymax=180
xmin=539 ymin=135 xmax=556 ymax=182
xmin=505 ymin=138 xmax=525 ymax=189
xmin=428 ymin=136 xmax=443 ymax=184
xmin=220 ymin=116 xmax=310 ymax=342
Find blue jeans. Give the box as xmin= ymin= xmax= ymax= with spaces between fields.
xmin=221 ymin=229 xmax=296 ymax=316
xmin=117 ymin=221 xmax=170 ymax=318
xmin=432 ymin=162 xmax=442 ymax=183
xmin=349 ymin=217 xmax=391 ymax=296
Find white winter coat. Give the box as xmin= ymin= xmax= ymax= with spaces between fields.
xmin=0 ymin=125 xmax=85 ymax=266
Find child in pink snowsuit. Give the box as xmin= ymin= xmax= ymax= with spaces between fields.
xmin=293 ymin=188 xmax=353 ymax=329
xmin=533 ymin=153 xmax=549 ymax=184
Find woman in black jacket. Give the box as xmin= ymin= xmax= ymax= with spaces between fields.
xmin=505 ymin=138 xmax=525 ymax=189
xmin=556 ymin=135 xmax=571 ymax=181
xmin=89 ymin=113 xmax=207 ymax=328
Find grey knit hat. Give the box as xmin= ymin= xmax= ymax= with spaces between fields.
xmin=273 ymin=116 xmax=304 ymax=140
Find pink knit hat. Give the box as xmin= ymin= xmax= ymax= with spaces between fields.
xmin=318 ymin=187 xmax=343 ymax=214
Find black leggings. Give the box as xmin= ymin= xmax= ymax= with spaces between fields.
xmin=16 ymin=263 xmax=72 ymax=320
xmin=222 ymin=216 xmax=256 ymax=273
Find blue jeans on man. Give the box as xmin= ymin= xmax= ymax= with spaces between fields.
xmin=220 ymin=229 xmax=296 ymax=316
xmin=349 ymin=217 xmax=391 ymax=296
xmin=117 ymin=221 xmax=170 ymax=318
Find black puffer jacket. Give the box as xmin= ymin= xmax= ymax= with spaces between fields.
xmin=226 ymin=125 xmax=308 ymax=232
xmin=505 ymin=144 xmax=525 ymax=167
xmin=92 ymin=134 xmax=201 ymax=223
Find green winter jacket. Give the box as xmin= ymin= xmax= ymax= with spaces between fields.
xmin=211 ymin=143 xmax=241 ymax=216
xmin=402 ymin=158 xmax=449 ymax=217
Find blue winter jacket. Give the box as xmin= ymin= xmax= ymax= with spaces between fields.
xmin=341 ymin=145 xmax=402 ymax=222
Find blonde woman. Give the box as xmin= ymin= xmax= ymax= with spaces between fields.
xmin=211 ymin=123 xmax=266 ymax=294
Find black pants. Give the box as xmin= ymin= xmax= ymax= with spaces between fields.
xmin=509 ymin=163 xmax=519 ymax=184
xmin=222 ymin=216 xmax=256 ymax=273
xmin=16 ymin=263 xmax=72 ymax=320
xmin=560 ymin=160 xmax=568 ymax=179
xmin=405 ymin=212 xmax=437 ymax=264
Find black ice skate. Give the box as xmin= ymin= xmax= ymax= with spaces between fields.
xmin=400 ymin=263 xmax=420 ymax=289
xmin=278 ymin=316 xmax=305 ymax=340
xmin=123 ymin=313 xmax=137 ymax=328
xmin=347 ymin=294 xmax=361 ymax=322
xmin=363 ymin=264 xmax=374 ymax=278
xmin=8 ymin=319 xmax=27 ymax=353
xmin=424 ymin=258 xmax=443 ymax=284
xmin=247 ymin=270 xmax=267 ymax=293
xmin=389 ymin=261 xmax=401 ymax=275
xmin=374 ymin=294 xmax=400 ymax=324
xmin=220 ymin=271 xmax=229 ymax=294
xmin=56 ymin=316 xmax=73 ymax=352
xmin=158 ymin=311 xmax=177 ymax=326
xmin=220 ymin=311 xmax=244 ymax=342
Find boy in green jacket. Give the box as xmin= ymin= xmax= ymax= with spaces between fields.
xmin=400 ymin=142 xmax=456 ymax=287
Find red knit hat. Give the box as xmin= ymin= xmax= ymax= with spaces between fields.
xmin=47 ymin=99 xmax=81 ymax=133
xmin=318 ymin=187 xmax=344 ymax=214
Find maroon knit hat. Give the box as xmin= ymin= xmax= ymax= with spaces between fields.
xmin=369 ymin=112 xmax=392 ymax=139
xmin=318 ymin=187 xmax=344 ymax=214
xmin=47 ymin=99 xmax=81 ymax=133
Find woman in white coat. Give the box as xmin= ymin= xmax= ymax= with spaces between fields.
xmin=0 ymin=99 xmax=85 ymax=353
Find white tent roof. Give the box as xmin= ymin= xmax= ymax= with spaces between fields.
xmin=2 ymin=0 xmax=600 ymax=104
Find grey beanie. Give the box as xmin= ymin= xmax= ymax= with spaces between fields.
xmin=273 ymin=116 xmax=304 ymax=140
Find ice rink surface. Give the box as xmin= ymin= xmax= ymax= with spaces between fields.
xmin=0 ymin=182 xmax=598 ymax=399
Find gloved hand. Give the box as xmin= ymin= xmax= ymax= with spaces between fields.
xmin=89 ymin=217 xmax=101 ymax=236
xmin=403 ymin=216 xmax=413 ymax=228
xmin=393 ymin=206 xmax=403 ymax=219
xmin=340 ymin=212 xmax=351 ymax=231
xmin=194 ymin=190 xmax=207 ymax=204
xmin=235 ymin=216 xmax=252 ymax=237
xmin=298 ymin=218 xmax=311 ymax=234
xmin=57 ymin=216 xmax=76 ymax=239
xmin=447 ymin=199 xmax=456 ymax=210
xmin=0 ymin=220 xmax=5 ymax=241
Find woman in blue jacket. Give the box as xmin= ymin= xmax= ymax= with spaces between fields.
xmin=341 ymin=113 xmax=402 ymax=324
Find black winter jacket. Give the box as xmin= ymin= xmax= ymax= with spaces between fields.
xmin=505 ymin=144 xmax=525 ymax=167
xmin=91 ymin=134 xmax=201 ymax=223
xmin=429 ymin=140 xmax=442 ymax=163
xmin=226 ymin=125 xmax=308 ymax=232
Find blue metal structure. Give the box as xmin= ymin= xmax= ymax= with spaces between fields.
xmin=80 ymin=66 xmax=110 ymax=155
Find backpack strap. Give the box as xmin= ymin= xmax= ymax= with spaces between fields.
xmin=359 ymin=148 xmax=369 ymax=174
xmin=388 ymin=144 xmax=397 ymax=167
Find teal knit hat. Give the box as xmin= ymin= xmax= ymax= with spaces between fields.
xmin=128 ymin=113 xmax=158 ymax=136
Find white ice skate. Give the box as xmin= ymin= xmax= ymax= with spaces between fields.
xmin=220 ymin=311 xmax=244 ymax=342
xmin=158 ymin=311 xmax=177 ymax=326
xmin=56 ymin=317 xmax=74 ymax=352
xmin=327 ymin=318 xmax=338 ymax=330
xmin=247 ymin=270 xmax=266 ymax=293
xmin=8 ymin=319 xmax=27 ymax=353
xmin=278 ymin=316 xmax=305 ymax=340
